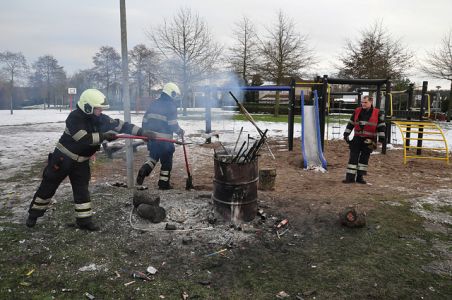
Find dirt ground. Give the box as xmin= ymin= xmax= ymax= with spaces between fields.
xmin=101 ymin=137 xmax=452 ymax=229
xmin=1 ymin=137 xmax=451 ymax=299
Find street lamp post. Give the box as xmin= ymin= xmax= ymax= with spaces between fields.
xmin=120 ymin=0 xmax=134 ymax=187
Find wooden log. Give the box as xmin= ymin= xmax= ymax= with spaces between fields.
xmin=339 ymin=207 xmax=366 ymax=228
xmin=258 ymin=168 xmax=277 ymax=191
xmin=133 ymin=189 xmax=160 ymax=208
xmin=137 ymin=204 xmax=166 ymax=223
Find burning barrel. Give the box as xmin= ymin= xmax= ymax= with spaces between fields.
xmin=212 ymin=157 xmax=258 ymax=223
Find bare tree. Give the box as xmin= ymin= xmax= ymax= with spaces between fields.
xmin=68 ymin=69 xmax=95 ymax=109
xmin=0 ymin=51 xmax=28 ymax=114
xmin=147 ymin=7 xmax=222 ymax=114
xmin=29 ymin=55 xmax=66 ymax=109
xmin=142 ymin=52 xmax=161 ymax=98
xmin=129 ymin=44 xmax=160 ymax=99
xmin=337 ymin=21 xmax=413 ymax=81
xmin=259 ymin=11 xmax=315 ymax=116
xmin=69 ymin=69 xmax=96 ymax=93
xmin=92 ymin=46 xmax=121 ymax=106
xmin=421 ymin=30 xmax=452 ymax=120
xmin=228 ymin=16 xmax=259 ymax=85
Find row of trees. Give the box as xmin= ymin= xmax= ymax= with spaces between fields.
xmin=0 ymin=45 xmax=161 ymax=114
xmin=1 ymin=8 xmax=451 ymax=116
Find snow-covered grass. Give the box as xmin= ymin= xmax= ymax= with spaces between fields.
xmin=1 ymin=108 xmax=452 ymax=180
xmin=0 ymin=109 xmax=299 ymax=180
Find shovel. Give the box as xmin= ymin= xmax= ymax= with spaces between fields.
xmin=181 ymin=135 xmax=194 ymax=190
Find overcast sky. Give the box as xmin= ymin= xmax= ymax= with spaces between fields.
xmin=1 ymin=0 xmax=451 ymax=89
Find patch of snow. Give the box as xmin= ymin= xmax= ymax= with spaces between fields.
xmin=78 ymin=263 xmax=99 ymax=272
xmin=411 ymin=189 xmax=452 ymax=225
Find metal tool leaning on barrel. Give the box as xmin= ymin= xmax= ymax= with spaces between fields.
xmin=26 ymin=89 xmax=156 ymax=231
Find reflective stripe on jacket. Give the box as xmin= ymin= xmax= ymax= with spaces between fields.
xmin=57 ymin=108 xmax=142 ymax=161
xmin=142 ymin=93 xmax=181 ymax=138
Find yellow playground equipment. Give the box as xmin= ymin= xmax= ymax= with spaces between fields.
xmin=392 ymin=120 xmax=449 ymax=164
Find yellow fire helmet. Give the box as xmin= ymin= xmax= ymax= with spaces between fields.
xmin=162 ymin=82 xmax=181 ymax=99
xmin=77 ymin=89 xmax=110 ymax=114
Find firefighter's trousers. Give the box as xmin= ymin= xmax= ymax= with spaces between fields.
xmin=28 ymin=149 xmax=93 ymax=223
xmin=142 ymin=140 xmax=175 ymax=186
xmin=345 ymin=137 xmax=373 ymax=180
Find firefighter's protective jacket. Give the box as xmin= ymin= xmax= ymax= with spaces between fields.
xmin=344 ymin=107 xmax=385 ymax=143
xmin=142 ymin=93 xmax=181 ymax=138
xmin=56 ymin=107 xmax=142 ymax=161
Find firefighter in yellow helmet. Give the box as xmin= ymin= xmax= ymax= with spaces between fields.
xmin=26 ymin=89 xmax=156 ymax=231
xmin=137 ymin=82 xmax=185 ymax=189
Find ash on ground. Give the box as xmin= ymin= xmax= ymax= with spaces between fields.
xmin=124 ymin=188 xmax=272 ymax=246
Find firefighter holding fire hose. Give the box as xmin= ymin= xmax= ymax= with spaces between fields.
xmin=26 ymin=89 xmax=156 ymax=231
xmin=136 ymin=82 xmax=185 ymax=189
xmin=343 ymin=95 xmax=385 ymax=184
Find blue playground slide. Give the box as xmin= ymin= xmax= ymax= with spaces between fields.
xmin=301 ymin=90 xmax=327 ymax=170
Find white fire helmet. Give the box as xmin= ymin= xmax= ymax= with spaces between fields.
xmin=77 ymin=89 xmax=110 ymax=114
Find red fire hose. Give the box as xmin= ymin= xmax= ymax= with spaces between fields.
xmin=115 ymin=134 xmax=187 ymax=145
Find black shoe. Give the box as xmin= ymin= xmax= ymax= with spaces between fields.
xmin=342 ymin=179 xmax=355 ymax=184
xmin=343 ymin=173 xmax=356 ymax=184
xmin=158 ymin=184 xmax=173 ymax=190
xmin=26 ymin=216 xmax=37 ymax=228
xmin=158 ymin=178 xmax=173 ymax=190
xmin=76 ymin=221 xmax=100 ymax=231
xmin=356 ymin=177 xmax=367 ymax=184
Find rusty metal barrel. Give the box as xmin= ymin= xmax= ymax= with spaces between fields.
xmin=212 ymin=157 xmax=258 ymax=223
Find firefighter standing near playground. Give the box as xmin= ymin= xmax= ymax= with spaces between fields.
xmin=136 ymin=82 xmax=185 ymax=189
xmin=26 ymin=89 xmax=156 ymax=231
xmin=343 ymin=95 xmax=385 ymax=184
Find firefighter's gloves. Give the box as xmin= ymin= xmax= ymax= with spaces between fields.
xmin=142 ymin=131 xmax=156 ymax=140
xmin=343 ymin=134 xmax=351 ymax=144
xmin=101 ymin=132 xmax=118 ymax=142
xmin=364 ymin=138 xmax=377 ymax=150
xmin=177 ymin=128 xmax=185 ymax=137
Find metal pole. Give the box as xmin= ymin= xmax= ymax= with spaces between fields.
xmin=417 ymin=81 xmax=428 ymax=155
xmin=320 ymin=75 xmax=328 ymax=150
xmin=120 ymin=0 xmax=134 ymax=188
xmin=288 ymin=78 xmax=295 ymax=151
xmin=406 ymin=83 xmax=414 ymax=148
xmin=420 ymin=81 xmax=428 ymax=121
xmin=376 ymin=85 xmax=382 ymax=108
xmin=382 ymin=80 xmax=391 ymax=154
xmin=205 ymin=89 xmax=212 ymax=144
xmin=448 ymin=79 xmax=452 ymax=122
xmin=10 ymin=76 xmax=13 ymax=115
xmin=407 ymin=83 xmax=414 ymax=110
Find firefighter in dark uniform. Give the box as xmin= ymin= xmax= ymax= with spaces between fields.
xmin=343 ymin=95 xmax=385 ymax=184
xmin=136 ymin=82 xmax=184 ymax=189
xmin=26 ymin=89 xmax=155 ymax=231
